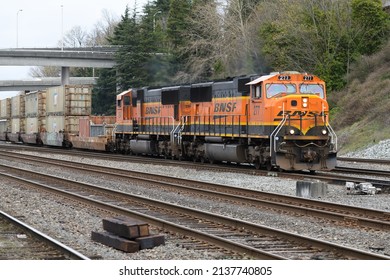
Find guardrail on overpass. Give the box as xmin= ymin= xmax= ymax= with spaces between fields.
xmin=0 ymin=47 xmax=116 ymax=68
xmin=0 ymin=77 xmax=97 ymax=92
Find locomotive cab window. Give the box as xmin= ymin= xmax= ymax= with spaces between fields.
xmin=117 ymin=99 xmax=122 ymax=107
xmin=300 ymin=84 xmax=324 ymax=98
xmin=124 ymin=96 xmax=131 ymax=106
xmin=252 ymin=84 xmax=262 ymax=99
xmin=266 ymin=83 xmax=296 ymax=98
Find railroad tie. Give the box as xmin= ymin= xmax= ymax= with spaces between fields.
xmin=91 ymin=216 xmax=165 ymax=253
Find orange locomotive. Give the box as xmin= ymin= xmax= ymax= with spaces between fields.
xmin=115 ymin=72 xmax=337 ymax=171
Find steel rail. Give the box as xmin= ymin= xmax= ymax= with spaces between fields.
xmin=2 ymin=151 xmax=390 ymax=231
xmin=0 ymin=164 xmax=388 ymax=260
xmin=0 ymin=210 xmax=90 ymax=260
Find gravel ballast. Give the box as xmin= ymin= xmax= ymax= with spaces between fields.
xmin=0 ymin=142 xmax=389 ymax=259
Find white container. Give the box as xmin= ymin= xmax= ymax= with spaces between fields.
xmin=0 ymin=98 xmax=11 ymax=119
xmin=11 ymin=94 xmax=25 ymax=118
xmin=46 ymin=85 xmax=92 ymax=116
xmin=25 ymin=90 xmax=46 ymax=118
xmin=25 ymin=117 xmax=39 ymax=134
xmin=11 ymin=118 xmax=25 ymax=133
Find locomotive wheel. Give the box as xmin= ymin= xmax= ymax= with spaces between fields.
xmin=266 ymin=161 xmax=273 ymax=171
xmin=254 ymin=161 xmax=261 ymax=170
xmin=200 ymin=156 xmax=205 ymax=164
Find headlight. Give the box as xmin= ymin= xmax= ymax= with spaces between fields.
xmin=289 ymin=129 xmax=295 ymax=135
xmin=302 ymin=97 xmax=308 ymax=108
xmin=321 ymin=129 xmax=327 ymax=135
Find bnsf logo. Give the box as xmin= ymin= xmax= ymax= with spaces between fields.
xmin=145 ymin=106 xmax=161 ymax=114
xmin=277 ymin=110 xmax=326 ymax=117
xmin=214 ymin=102 xmax=237 ymax=113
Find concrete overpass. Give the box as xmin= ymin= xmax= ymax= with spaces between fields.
xmin=0 ymin=77 xmax=97 ymax=92
xmin=0 ymin=46 xmax=116 ymax=89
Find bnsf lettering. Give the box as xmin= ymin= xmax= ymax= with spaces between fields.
xmin=214 ymin=102 xmax=237 ymax=113
xmin=145 ymin=106 xmax=161 ymax=114
xmin=277 ymin=110 xmax=325 ymax=117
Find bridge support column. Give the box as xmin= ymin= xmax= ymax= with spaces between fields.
xmin=61 ymin=66 xmax=70 ymax=85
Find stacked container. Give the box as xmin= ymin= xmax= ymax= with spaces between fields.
xmin=21 ymin=90 xmax=46 ymax=144
xmin=8 ymin=93 xmax=26 ymax=142
xmin=0 ymin=98 xmax=11 ymax=141
xmin=41 ymin=85 xmax=92 ymax=147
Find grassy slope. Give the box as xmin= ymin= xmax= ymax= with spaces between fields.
xmin=328 ymin=40 xmax=390 ymax=155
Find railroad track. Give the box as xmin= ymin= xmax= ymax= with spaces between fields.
xmin=333 ymin=166 xmax=390 ymax=177
xmin=338 ymin=157 xmax=390 ymax=165
xmin=0 ymin=210 xmax=89 ymax=260
xmin=0 ymin=158 xmax=388 ymax=259
xmin=1 ymin=145 xmax=390 ymax=191
xmin=2 ymin=150 xmax=390 ymax=232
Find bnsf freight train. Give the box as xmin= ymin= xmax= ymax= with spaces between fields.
xmin=0 ymin=72 xmax=337 ymax=171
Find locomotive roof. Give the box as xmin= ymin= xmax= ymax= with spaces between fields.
xmin=246 ymin=74 xmax=277 ymax=85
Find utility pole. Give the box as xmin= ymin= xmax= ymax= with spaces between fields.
xmin=16 ymin=9 xmax=23 ymax=48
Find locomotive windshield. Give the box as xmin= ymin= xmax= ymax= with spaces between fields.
xmin=299 ymin=83 xmax=324 ymax=98
xmin=266 ymin=83 xmax=296 ymax=98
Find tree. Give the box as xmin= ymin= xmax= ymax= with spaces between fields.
xmin=87 ymin=9 xmax=119 ymax=46
xmin=175 ymin=0 xmax=266 ymax=82
xmin=256 ymin=0 xmax=390 ymax=91
xmin=167 ymin=0 xmax=192 ymax=50
xmin=109 ymin=6 xmax=151 ymax=90
xmin=92 ymin=68 xmax=117 ymax=115
xmin=352 ymin=0 xmax=390 ymax=55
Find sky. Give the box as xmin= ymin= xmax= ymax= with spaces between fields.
xmin=0 ymin=0 xmax=150 ymax=98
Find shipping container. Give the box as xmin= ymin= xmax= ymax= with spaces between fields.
xmin=0 ymin=98 xmax=11 ymax=119
xmin=41 ymin=115 xmax=82 ymax=147
xmin=0 ymin=120 xmax=9 ymax=141
xmin=25 ymin=90 xmax=46 ymax=118
xmin=78 ymin=116 xmax=90 ymax=138
xmin=45 ymin=115 xmax=83 ymax=134
xmin=45 ymin=115 xmax=65 ymax=133
xmin=11 ymin=118 xmax=25 ymax=133
xmin=24 ymin=117 xmax=39 ymax=134
xmin=21 ymin=117 xmax=43 ymax=145
xmin=11 ymin=93 xmax=25 ymax=118
xmin=0 ymin=119 xmax=10 ymax=133
xmin=46 ymin=85 xmax=92 ymax=116
xmin=65 ymin=116 xmax=82 ymax=134
xmin=40 ymin=132 xmax=64 ymax=147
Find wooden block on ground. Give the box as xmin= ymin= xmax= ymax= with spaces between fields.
xmin=103 ymin=217 xmax=140 ymax=239
xmin=104 ymin=216 xmax=150 ymax=238
xmin=91 ymin=231 xmax=139 ymax=253
xmin=135 ymin=234 xmax=165 ymax=250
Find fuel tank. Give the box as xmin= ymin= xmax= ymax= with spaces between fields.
xmin=130 ymin=139 xmax=157 ymax=154
xmin=205 ymin=143 xmax=247 ymax=163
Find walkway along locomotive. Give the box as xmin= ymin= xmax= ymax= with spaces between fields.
xmin=114 ymin=72 xmax=337 ymax=171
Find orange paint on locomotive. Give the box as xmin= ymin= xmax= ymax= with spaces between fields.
xmin=247 ymin=73 xmax=329 ymax=136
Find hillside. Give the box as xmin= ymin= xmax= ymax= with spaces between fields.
xmin=329 ymin=40 xmax=390 ymax=155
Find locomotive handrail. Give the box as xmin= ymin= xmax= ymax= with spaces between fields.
xmin=326 ymin=123 xmax=338 ymax=152
xmin=179 ymin=114 xmax=247 ymax=137
xmin=133 ymin=116 xmax=175 ymax=135
xmin=270 ymin=113 xmax=288 ymax=157
xmin=171 ymin=116 xmax=187 ymax=145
